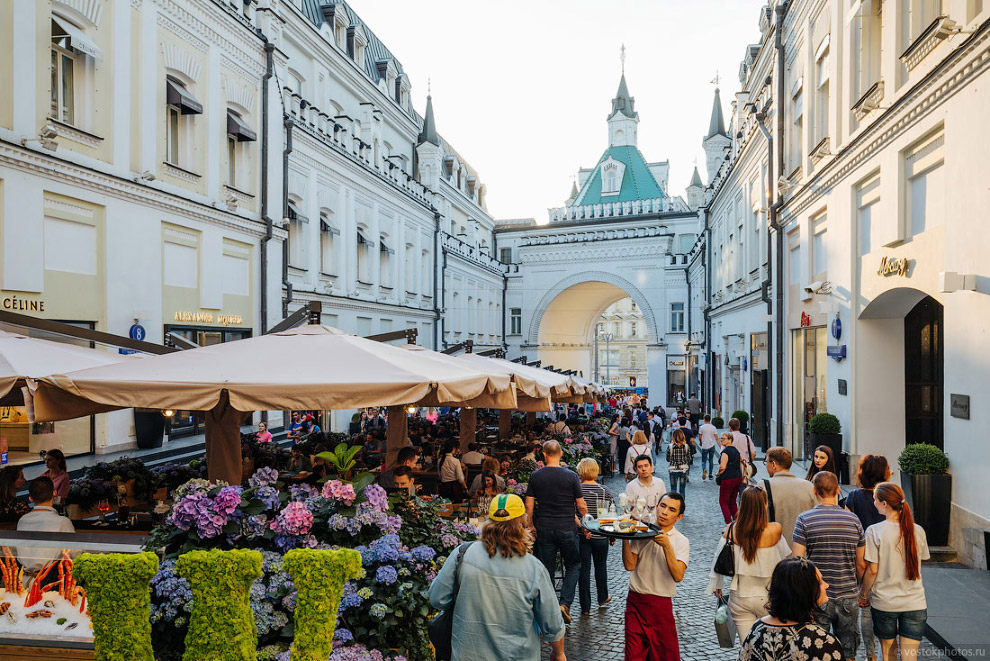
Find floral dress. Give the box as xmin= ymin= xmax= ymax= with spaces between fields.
xmin=740 ymin=620 xmax=843 ymax=661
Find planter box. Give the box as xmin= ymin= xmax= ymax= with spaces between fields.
xmin=901 ymin=472 xmax=951 ymax=546
xmin=806 ymin=433 xmax=842 ymax=459
xmin=133 ymin=410 xmax=165 ymax=449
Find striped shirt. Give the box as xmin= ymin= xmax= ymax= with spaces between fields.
xmin=793 ymin=504 xmax=865 ymax=599
xmin=581 ymin=482 xmax=616 ymax=539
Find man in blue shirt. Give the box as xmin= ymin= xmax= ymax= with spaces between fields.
xmin=525 ymin=440 xmax=588 ymax=623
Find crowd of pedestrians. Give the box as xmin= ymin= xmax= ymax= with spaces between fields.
xmin=427 ymin=400 xmax=930 ymax=661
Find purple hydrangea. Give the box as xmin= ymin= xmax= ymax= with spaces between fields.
xmin=411 ymin=545 xmax=436 ymax=562
xmin=375 ymin=566 xmax=398 ymax=585
xmin=362 ymin=484 xmax=389 ymax=512
xmin=213 ymin=486 xmax=243 ymax=515
xmin=248 ymin=466 xmax=279 ymax=488
xmin=333 ymin=628 xmax=354 ymax=643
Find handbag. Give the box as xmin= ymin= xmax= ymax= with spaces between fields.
xmin=714 ymin=595 xmax=738 ymax=648
xmin=429 ymin=542 xmax=472 ymax=661
xmin=713 ymin=523 xmax=736 ymax=577
xmin=763 ymin=478 xmax=776 ymax=522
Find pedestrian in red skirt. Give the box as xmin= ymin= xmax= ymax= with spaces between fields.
xmin=621 ymin=492 xmax=690 ymax=661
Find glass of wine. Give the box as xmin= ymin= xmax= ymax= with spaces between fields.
xmin=97 ymin=499 xmax=111 ymax=526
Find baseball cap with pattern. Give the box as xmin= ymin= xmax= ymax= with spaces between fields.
xmin=488 ymin=493 xmax=525 ymax=521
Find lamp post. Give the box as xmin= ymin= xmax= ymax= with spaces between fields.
xmin=601 ymin=331 xmax=614 ymax=385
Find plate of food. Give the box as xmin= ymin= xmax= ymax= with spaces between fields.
xmin=582 ymin=518 xmax=661 ymax=539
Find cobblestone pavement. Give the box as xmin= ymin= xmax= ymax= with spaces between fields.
xmin=541 ymin=452 xmax=941 ymax=661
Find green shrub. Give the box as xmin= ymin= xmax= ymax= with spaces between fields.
xmin=808 ymin=412 xmax=841 ymax=435
xmin=898 ymin=443 xmax=949 ymax=475
xmin=74 ymin=552 xmax=159 ymax=661
xmin=177 ymin=549 xmax=262 ymax=661
xmin=730 ymin=410 xmax=749 ymax=425
xmin=712 ymin=416 xmax=725 ymax=429
xmin=283 ymin=548 xmax=364 ymax=661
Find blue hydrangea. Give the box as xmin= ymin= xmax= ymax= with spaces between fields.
xmin=375 ymin=566 xmax=398 ymax=585
xmin=411 ymin=545 xmax=436 ymax=562
xmin=333 ymin=628 xmax=354 ymax=643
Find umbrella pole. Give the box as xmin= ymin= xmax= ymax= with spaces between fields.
xmin=385 ymin=405 xmax=407 ymax=471
xmin=205 ymin=392 xmax=246 ymax=486
xmin=498 ymin=409 xmax=512 ymax=441
xmin=525 ymin=412 xmax=537 ymax=428
xmin=459 ymin=408 xmax=477 ymax=453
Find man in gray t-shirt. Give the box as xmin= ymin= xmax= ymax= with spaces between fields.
xmin=758 ymin=447 xmax=817 ymax=550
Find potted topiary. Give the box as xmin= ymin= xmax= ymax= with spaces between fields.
xmin=731 ymin=410 xmax=750 ymax=433
xmin=712 ymin=416 xmax=725 ymax=430
xmin=806 ymin=412 xmax=842 ymax=460
xmin=898 ymin=443 xmax=950 ymax=546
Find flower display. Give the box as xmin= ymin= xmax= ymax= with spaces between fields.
xmin=248 ymin=466 xmax=280 ymax=489
xmin=270 ymin=502 xmax=314 ymax=537
xmin=322 ymin=480 xmax=357 ymax=505
xmin=362 ymin=484 xmax=389 ymax=511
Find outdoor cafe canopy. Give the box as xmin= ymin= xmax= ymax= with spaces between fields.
xmin=31 ymin=325 xmax=515 ymax=483
xmin=0 ymin=329 xmax=130 ymax=406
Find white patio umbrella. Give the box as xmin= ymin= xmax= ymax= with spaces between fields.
xmin=32 ymin=326 xmax=514 ymax=483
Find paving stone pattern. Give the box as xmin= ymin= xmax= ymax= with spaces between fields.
xmin=540 ymin=453 xmax=940 ymax=661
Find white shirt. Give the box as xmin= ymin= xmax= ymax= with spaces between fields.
xmin=698 ymin=423 xmax=719 ymax=450
xmin=549 ymin=421 xmax=571 ymax=435
xmin=461 ymin=451 xmax=485 ymax=465
xmin=865 ymin=520 xmax=930 ymax=611
xmin=439 ymin=454 xmax=464 ymax=483
xmin=629 ymin=527 xmax=690 ymax=597
xmin=16 ymin=506 xmax=75 ymax=572
xmin=624 ymin=475 xmax=667 ymax=507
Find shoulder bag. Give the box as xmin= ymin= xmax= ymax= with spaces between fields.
xmin=763 ymin=478 xmax=776 ymax=522
xmin=429 ymin=542 xmax=472 ymax=661
xmin=713 ymin=522 xmax=736 ymax=577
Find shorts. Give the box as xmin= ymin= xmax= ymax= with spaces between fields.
xmin=871 ymin=607 xmax=927 ymax=642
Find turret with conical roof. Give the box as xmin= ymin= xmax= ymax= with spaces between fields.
xmin=565 ymin=180 xmax=579 ymax=206
xmin=686 ymin=165 xmax=705 ymax=210
xmin=416 ymin=93 xmax=442 ymax=189
xmin=417 ymin=94 xmax=439 ymax=146
xmin=608 ymin=74 xmax=639 ymax=148
xmin=702 ymin=88 xmax=731 ymax=185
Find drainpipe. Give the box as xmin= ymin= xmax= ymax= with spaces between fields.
xmin=701 ymin=206 xmax=711 ymax=410
xmin=501 ymin=270 xmax=508 ymax=351
xmin=282 ymin=117 xmax=294 ymax=318
xmin=260 ymin=42 xmax=274 ymax=334
xmin=433 ymin=211 xmax=447 ymax=351
xmin=771 ymin=0 xmax=790 ymax=446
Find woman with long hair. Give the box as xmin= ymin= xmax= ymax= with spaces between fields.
xmin=474 ymin=472 xmax=501 ymax=518
xmin=665 ymin=430 xmax=691 ymax=497
xmin=437 ymin=442 xmax=467 ymax=502
xmin=714 ymin=432 xmax=744 ymax=524
xmin=40 ymin=449 xmax=69 ymax=504
xmin=0 ymin=466 xmax=28 ymax=522
xmin=804 ymin=445 xmax=837 ymax=482
xmin=607 ymin=414 xmax=621 ymax=472
xmin=709 ymin=487 xmax=790 ymax=641
xmin=845 ymin=454 xmax=892 ymax=661
xmin=739 ymin=557 xmax=843 ymax=660
xmin=859 ymin=482 xmax=930 ymax=661
xmin=469 ymin=457 xmax=506 ymax=494
xmin=429 ymin=494 xmax=566 ymax=661
xmin=616 ymin=417 xmax=632 ymax=478
xmin=624 ymin=430 xmax=651 ymax=481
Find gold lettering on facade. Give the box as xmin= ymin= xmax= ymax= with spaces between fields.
xmin=877 ymin=256 xmax=909 ymax=277
xmin=173 ymin=312 xmax=244 ymax=326
xmin=1 ymin=296 xmax=45 ymax=312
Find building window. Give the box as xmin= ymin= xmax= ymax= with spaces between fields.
xmin=165 ymin=79 xmax=202 ymax=167
xmin=812 ymin=214 xmax=827 ymax=277
xmin=379 ymin=237 xmax=393 ymax=288
xmin=167 ymin=106 xmax=180 ymax=165
xmin=788 ymin=230 xmax=801 ymax=285
xmin=509 ymin=308 xmax=522 ymax=335
xmin=287 ymin=200 xmax=308 ymax=268
xmin=630 ymin=322 xmax=637 ymax=338
xmin=813 ymin=37 xmax=830 ymax=148
xmin=857 ymin=174 xmax=881 ymax=256
xmin=225 ymin=109 xmax=256 ymax=188
xmin=405 ymin=243 xmax=416 ymax=293
xmin=789 ymin=79 xmax=804 ymax=173
xmin=904 ymin=0 xmax=942 ymax=46
xmin=356 ymin=230 xmax=371 ymax=283
xmin=905 ymin=132 xmax=945 ymax=236
xmin=854 ymin=0 xmax=883 ymax=101
xmin=670 ymin=303 xmax=685 ymax=333
xmin=226 ymin=135 xmax=237 ymax=187
xmin=421 ymin=249 xmax=431 ymax=295
xmin=629 ymin=351 xmax=637 ymax=368
xmin=50 ymin=20 xmax=76 ymax=124
xmin=320 ymin=213 xmax=338 ymax=275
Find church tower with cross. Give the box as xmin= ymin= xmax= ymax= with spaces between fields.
xmin=607 ymin=45 xmax=639 ymax=148
xmin=702 ymin=74 xmax=731 ymax=185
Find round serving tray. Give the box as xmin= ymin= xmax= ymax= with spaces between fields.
xmin=582 ymin=519 xmax=661 ymax=540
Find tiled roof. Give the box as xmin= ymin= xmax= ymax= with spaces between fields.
xmin=299 ymin=0 xmax=405 ymax=83
xmin=572 ymin=145 xmax=665 ymax=206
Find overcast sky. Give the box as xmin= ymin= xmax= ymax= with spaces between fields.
xmin=351 ymin=0 xmax=762 ymax=222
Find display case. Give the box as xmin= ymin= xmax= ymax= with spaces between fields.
xmin=0 ymin=529 xmax=145 ymax=660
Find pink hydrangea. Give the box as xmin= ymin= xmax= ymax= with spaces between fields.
xmin=270 ymin=501 xmax=314 ymax=536
xmin=322 ymin=480 xmax=357 ymax=506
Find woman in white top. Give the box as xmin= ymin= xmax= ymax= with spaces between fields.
xmin=624 ymin=430 xmax=652 ymax=480
xmin=708 ymin=486 xmax=791 ymax=641
xmin=437 ymin=442 xmax=467 ymax=502
xmin=859 ymin=482 xmax=930 ymax=661
xmin=607 ymin=415 xmax=621 ymax=469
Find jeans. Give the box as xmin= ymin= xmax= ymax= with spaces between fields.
xmin=668 ymin=471 xmax=687 ymax=497
xmin=718 ymin=477 xmax=744 ymax=523
xmin=871 ymin=607 xmax=927 ymax=642
xmin=535 ymin=528 xmax=581 ymax=609
xmin=861 ymin=603 xmax=876 ymax=658
xmin=700 ymin=446 xmax=716 ymax=475
xmin=578 ymin=536 xmax=609 ymax=613
xmin=814 ymin=596 xmax=860 ymax=659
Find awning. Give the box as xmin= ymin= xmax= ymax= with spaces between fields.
xmin=166 ymin=79 xmax=203 ymax=115
xmin=286 ymin=200 xmax=308 ymax=223
xmin=320 ymin=217 xmax=340 ymax=235
xmin=379 ymin=238 xmax=394 ymax=254
xmin=357 ymin=231 xmax=373 ymax=246
xmin=226 ymin=110 xmax=257 ymax=142
xmin=52 ymin=16 xmax=102 ymax=60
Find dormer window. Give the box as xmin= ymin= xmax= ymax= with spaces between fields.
xmin=600 ymin=157 xmax=625 ymax=196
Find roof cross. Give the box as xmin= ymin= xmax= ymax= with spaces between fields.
xmin=620 ymin=44 xmax=626 ymax=73
xmin=710 ymin=70 xmax=720 ymax=88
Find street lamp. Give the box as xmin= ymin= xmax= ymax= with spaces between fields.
xmin=597 ymin=331 xmax=614 ymax=386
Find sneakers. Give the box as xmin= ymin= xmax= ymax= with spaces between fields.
xmin=560 ymin=604 xmax=572 ymax=624
xmin=702 ymin=470 xmax=707 ymax=480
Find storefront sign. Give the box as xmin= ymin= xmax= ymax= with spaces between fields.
xmin=831 ymin=315 xmax=842 ymax=340
xmin=826 ymin=345 xmax=847 ymax=361
xmin=1 ymin=295 xmax=45 ymax=312
xmin=877 ymin=256 xmax=909 ymax=277
xmin=800 ymin=311 xmax=811 ymax=327
xmin=950 ymin=394 xmax=970 ymax=420
xmin=173 ymin=311 xmax=244 ymax=326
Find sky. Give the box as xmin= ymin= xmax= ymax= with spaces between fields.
xmin=351 ymin=0 xmax=763 ymax=222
